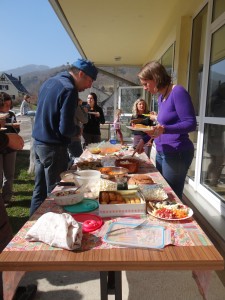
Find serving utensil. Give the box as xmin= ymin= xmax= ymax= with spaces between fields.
xmin=107 ymin=219 xmax=148 ymax=235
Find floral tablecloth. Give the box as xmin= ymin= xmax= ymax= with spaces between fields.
xmin=2 ymin=149 xmax=214 ymax=299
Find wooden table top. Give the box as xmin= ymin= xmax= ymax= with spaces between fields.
xmin=0 ymin=150 xmax=224 ymax=272
xmin=0 ymin=245 xmax=223 ymax=272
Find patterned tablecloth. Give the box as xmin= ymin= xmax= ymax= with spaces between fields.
xmin=2 ymin=149 xmax=214 ymax=300
xmin=5 ymin=149 xmax=212 ymax=252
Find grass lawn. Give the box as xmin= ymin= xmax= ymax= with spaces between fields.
xmin=6 ymin=150 xmax=34 ymax=235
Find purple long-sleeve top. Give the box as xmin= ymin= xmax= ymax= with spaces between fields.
xmin=143 ymin=85 xmax=197 ymax=153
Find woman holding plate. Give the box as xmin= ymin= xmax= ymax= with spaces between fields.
xmin=134 ymin=61 xmax=196 ymax=199
xmin=130 ymin=98 xmax=155 ymax=157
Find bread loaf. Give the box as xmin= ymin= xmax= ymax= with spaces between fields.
xmin=128 ymin=174 xmax=154 ymax=185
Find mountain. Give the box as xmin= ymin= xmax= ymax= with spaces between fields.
xmin=1 ymin=64 xmax=140 ymax=101
xmin=2 ymin=64 xmax=50 ymax=77
xmin=20 ymin=65 xmax=68 ymax=96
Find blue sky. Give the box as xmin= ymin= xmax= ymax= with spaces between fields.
xmin=0 ymin=0 xmax=81 ymax=71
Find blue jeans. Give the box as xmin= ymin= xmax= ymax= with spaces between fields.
xmin=30 ymin=142 xmax=68 ymax=216
xmin=156 ymin=149 xmax=194 ymax=199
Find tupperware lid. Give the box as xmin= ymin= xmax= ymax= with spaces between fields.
xmin=72 ymin=213 xmax=103 ymax=233
xmin=63 ymin=198 xmax=99 ymax=213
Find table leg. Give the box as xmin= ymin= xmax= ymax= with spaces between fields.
xmin=100 ymin=271 xmax=108 ymax=300
xmin=100 ymin=271 xmax=122 ymax=300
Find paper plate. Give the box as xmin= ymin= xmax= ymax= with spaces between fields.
xmin=63 ymin=198 xmax=99 ymax=213
xmin=126 ymin=126 xmax=153 ymax=132
xmin=72 ymin=213 xmax=103 ymax=233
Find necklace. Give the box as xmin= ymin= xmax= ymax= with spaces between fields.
xmin=162 ymin=84 xmax=170 ymax=102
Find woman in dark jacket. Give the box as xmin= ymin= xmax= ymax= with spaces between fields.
xmin=0 ymin=131 xmax=25 ymax=299
xmin=83 ymin=92 xmax=105 ymax=146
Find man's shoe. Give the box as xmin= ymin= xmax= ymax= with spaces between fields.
xmin=13 ymin=284 xmax=37 ymax=300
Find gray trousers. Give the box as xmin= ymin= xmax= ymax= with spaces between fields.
xmin=0 ymin=151 xmax=17 ymax=203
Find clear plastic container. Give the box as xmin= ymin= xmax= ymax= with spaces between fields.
xmin=110 ymin=124 xmax=117 ymax=144
xmin=74 ymin=170 xmax=101 ymax=198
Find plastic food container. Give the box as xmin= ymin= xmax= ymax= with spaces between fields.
xmin=115 ymin=158 xmax=139 ymax=173
xmin=50 ymin=187 xmax=84 ymax=206
xmin=99 ymin=190 xmax=146 ymax=217
xmin=74 ymin=170 xmax=101 ymax=185
xmin=60 ymin=170 xmax=77 ymax=182
xmin=74 ymin=170 xmax=101 ymax=198
xmin=99 ymin=166 xmax=129 ymax=179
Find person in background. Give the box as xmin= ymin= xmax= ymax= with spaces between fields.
xmin=83 ymin=92 xmax=105 ymax=146
xmin=30 ymin=58 xmax=98 ymax=216
xmin=0 ymin=92 xmax=20 ymax=207
xmin=68 ymin=98 xmax=88 ymax=161
xmin=20 ymin=94 xmax=36 ymax=116
xmin=134 ymin=61 xmax=196 ymax=199
xmin=113 ymin=108 xmax=124 ymax=145
xmin=0 ymin=131 xmax=37 ymax=300
xmin=130 ymin=98 xmax=155 ymax=157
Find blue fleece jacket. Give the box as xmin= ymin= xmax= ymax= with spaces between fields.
xmin=32 ymin=71 xmax=80 ymax=145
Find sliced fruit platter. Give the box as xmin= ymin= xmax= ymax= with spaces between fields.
xmin=147 ymin=200 xmax=193 ymax=221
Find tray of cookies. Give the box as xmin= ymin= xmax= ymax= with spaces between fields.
xmin=98 ymin=190 xmax=146 ymax=217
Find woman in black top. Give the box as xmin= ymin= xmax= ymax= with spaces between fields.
xmin=83 ymin=92 xmax=105 ymax=146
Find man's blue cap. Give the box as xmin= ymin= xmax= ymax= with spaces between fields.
xmin=72 ymin=58 xmax=98 ymax=81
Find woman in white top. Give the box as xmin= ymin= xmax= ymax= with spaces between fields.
xmin=20 ymin=94 xmax=36 ymax=116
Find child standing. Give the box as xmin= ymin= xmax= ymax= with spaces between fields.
xmin=113 ymin=109 xmax=124 ymax=145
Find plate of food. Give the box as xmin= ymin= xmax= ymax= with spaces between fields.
xmin=126 ymin=125 xmax=154 ymax=132
xmin=147 ymin=201 xmax=193 ymax=221
xmin=5 ymin=123 xmax=21 ymax=127
xmin=99 ymin=166 xmax=129 ymax=179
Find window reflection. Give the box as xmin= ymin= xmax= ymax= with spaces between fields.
xmin=201 ymin=124 xmax=225 ymax=200
xmin=206 ymin=25 xmax=225 ymax=117
xmin=189 ymin=5 xmax=207 ymax=115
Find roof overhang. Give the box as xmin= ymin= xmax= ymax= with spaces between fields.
xmin=49 ymin=0 xmax=203 ymax=66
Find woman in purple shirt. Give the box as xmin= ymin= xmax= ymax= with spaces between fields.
xmin=134 ymin=61 xmax=197 ymax=199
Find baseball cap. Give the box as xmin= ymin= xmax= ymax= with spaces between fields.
xmin=72 ymin=58 xmax=98 ymax=81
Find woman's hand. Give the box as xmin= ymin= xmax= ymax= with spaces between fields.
xmin=151 ymin=124 xmax=165 ymax=138
xmin=132 ymin=139 xmax=145 ymax=156
xmin=149 ymin=111 xmax=157 ymax=121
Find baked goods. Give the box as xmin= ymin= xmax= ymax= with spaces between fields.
xmin=134 ymin=124 xmax=151 ymax=128
xmin=76 ymin=159 xmax=102 ymax=170
xmin=128 ymin=174 xmax=154 ymax=185
xmin=99 ymin=191 xmax=141 ymax=204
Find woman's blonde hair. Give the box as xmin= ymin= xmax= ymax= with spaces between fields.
xmin=114 ymin=108 xmax=122 ymax=117
xmin=131 ymin=98 xmax=148 ymax=116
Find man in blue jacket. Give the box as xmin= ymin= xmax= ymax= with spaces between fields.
xmin=30 ymin=58 xmax=98 ymax=216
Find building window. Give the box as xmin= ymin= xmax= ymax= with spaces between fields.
xmin=201 ymin=23 xmax=225 ymax=200
xmin=187 ymin=4 xmax=208 ymax=181
xmin=205 ymin=24 xmax=225 ymax=118
xmin=212 ymin=0 xmax=225 ymax=22
xmin=0 ymin=85 xmax=8 ymax=90
xmin=151 ymin=44 xmax=175 ymax=112
xmin=189 ymin=5 xmax=208 ymax=115
xmin=201 ymin=123 xmax=225 ymax=201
